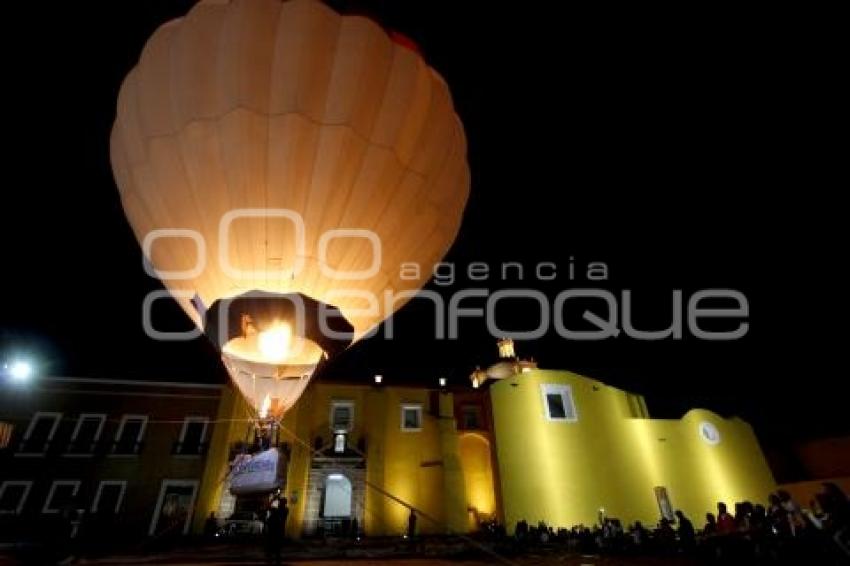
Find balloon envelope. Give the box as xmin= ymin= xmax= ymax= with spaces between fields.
xmin=111 ymin=0 xmax=469 ymax=413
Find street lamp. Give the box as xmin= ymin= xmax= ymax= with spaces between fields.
xmin=4 ymin=360 xmax=33 ymax=383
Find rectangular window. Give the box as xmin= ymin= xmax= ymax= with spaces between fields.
xmin=0 ymin=481 xmax=33 ymax=515
xmin=112 ymin=415 xmax=147 ymax=456
xmin=149 ymin=480 xmax=198 ymax=536
xmin=401 ymin=404 xmax=423 ymax=432
xmin=43 ymin=480 xmax=81 ymax=513
xmin=17 ymin=412 xmax=62 ymax=456
xmin=67 ymin=414 xmax=106 ymax=456
xmin=330 ymin=401 xmax=354 ymax=432
xmin=92 ymin=481 xmax=127 ymax=514
xmin=540 ymin=384 xmax=578 ymax=422
xmin=174 ymin=417 xmax=208 ymax=456
xmin=460 ymin=405 xmax=482 ymax=430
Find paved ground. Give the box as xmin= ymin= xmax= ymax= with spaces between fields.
xmin=70 ymin=558 xmax=698 ymax=566
xmin=1 ymin=542 xmax=705 ymax=566
xmin=1 ymin=553 xmax=706 ymax=566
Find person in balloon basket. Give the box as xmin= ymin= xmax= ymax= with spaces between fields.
xmin=265 ymin=497 xmax=289 ymax=565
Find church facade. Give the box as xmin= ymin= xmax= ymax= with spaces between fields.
xmin=195 ymin=358 xmax=776 ymax=536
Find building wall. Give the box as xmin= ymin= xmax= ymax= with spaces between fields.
xmin=205 ymin=382 xmax=496 ymax=538
xmin=489 ymin=369 xmax=776 ymax=530
xmin=192 ymin=383 xmax=255 ymax=532
xmin=0 ymin=422 xmax=11 ymax=449
xmin=283 ymin=384 xmax=474 ymax=536
xmin=773 ymin=435 xmax=850 ymax=512
xmin=0 ymin=378 xmax=223 ymax=542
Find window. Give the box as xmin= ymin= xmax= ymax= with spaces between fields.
xmin=112 ymin=415 xmax=147 ymax=455
xmin=460 ymin=405 xmax=482 ymax=430
xmin=400 ymin=404 xmax=423 ymax=432
xmin=174 ymin=417 xmax=208 ymax=456
xmin=92 ymin=481 xmax=127 ymax=514
xmin=699 ymin=421 xmax=721 ymax=445
xmin=540 ymin=384 xmax=577 ymax=422
xmin=17 ymin=412 xmax=62 ymax=456
xmin=330 ymin=401 xmax=354 ymax=432
xmin=0 ymin=481 xmax=32 ymax=515
xmin=149 ymin=480 xmax=198 ymax=536
xmin=67 ymin=414 xmax=106 ymax=456
xmin=334 ymin=433 xmax=346 ymax=454
xmin=43 ymin=480 xmax=81 ymax=513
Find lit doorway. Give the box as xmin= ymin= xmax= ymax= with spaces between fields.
xmin=323 ymin=473 xmax=352 ymax=518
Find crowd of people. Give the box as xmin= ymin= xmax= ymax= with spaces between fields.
xmin=505 ymin=482 xmax=850 ymax=563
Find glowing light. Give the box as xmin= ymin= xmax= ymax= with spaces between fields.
xmin=439 ymin=377 xmax=447 ymax=387
xmin=258 ymin=323 xmax=292 ymax=362
xmin=328 ymin=474 xmax=344 ymax=481
xmin=374 ymin=374 xmax=383 ymax=384
xmin=497 ymin=338 xmax=515 ymax=359
xmin=9 ymin=361 xmax=32 ymax=382
xmin=472 ymin=377 xmax=479 ymax=389
xmin=259 ymin=394 xmax=272 ymax=419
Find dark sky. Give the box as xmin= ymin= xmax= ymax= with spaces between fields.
xmin=0 ymin=1 xmax=844 ymax=455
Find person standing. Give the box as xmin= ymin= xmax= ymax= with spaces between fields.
xmin=407 ymin=509 xmax=418 ymax=539
xmin=717 ymin=502 xmax=737 ymax=535
xmin=265 ymin=498 xmax=286 ymax=566
xmin=675 ymin=510 xmax=696 ymax=553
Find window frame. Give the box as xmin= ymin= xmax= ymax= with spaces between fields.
xmin=148 ymin=479 xmax=199 ymax=536
xmin=42 ymin=480 xmax=82 ymax=514
xmin=16 ymin=411 xmax=62 ymax=457
xmin=540 ymin=384 xmax=578 ymax=422
xmin=174 ymin=416 xmax=209 ymax=457
xmin=400 ymin=403 xmax=423 ymax=432
xmin=110 ymin=414 xmax=148 ymax=457
xmin=333 ymin=432 xmax=346 ymax=454
xmin=91 ymin=480 xmax=127 ymax=514
xmin=460 ymin=404 xmax=483 ymax=430
xmin=0 ymin=481 xmax=33 ymax=515
xmin=65 ymin=413 xmax=106 ymax=457
xmin=329 ymin=400 xmax=354 ymax=433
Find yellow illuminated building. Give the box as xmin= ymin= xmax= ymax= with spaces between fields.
xmin=490 ymin=369 xmax=776 ymax=530
xmin=195 ymin=365 xmax=775 ymax=537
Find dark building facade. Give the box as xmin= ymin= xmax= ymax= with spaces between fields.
xmin=0 ymin=377 xmax=223 ymax=544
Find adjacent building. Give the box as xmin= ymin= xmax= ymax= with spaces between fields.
xmin=0 ymin=377 xmax=222 ymax=542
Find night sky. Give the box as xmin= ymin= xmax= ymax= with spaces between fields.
xmin=0 ymin=2 xmax=843 ymax=465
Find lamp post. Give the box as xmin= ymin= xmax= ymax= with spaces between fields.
xmin=2 ymin=359 xmax=34 ymax=384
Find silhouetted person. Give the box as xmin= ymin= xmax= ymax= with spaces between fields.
xmin=204 ymin=511 xmax=218 ymax=540
xmin=675 ymin=510 xmax=695 ymax=552
xmin=265 ymin=498 xmax=286 ymax=566
xmin=656 ymin=517 xmax=676 ymax=554
xmin=703 ymin=513 xmax=717 ymax=535
xmin=279 ymin=497 xmax=289 ymax=537
xmin=407 ymin=509 xmax=417 ymax=539
xmin=820 ymin=482 xmax=850 ymax=529
xmin=768 ymin=492 xmax=790 ymax=538
xmin=778 ymin=490 xmax=806 ymax=536
xmin=717 ymin=502 xmax=736 ymax=535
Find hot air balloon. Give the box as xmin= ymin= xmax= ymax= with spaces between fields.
xmin=110 ymin=0 xmax=469 ymax=416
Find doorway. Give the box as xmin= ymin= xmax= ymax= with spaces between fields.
xmin=323 ymin=473 xmax=352 ymax=518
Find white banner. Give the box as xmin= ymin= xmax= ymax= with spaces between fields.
xmin=228 ymin=448 xmax=282 ymax=496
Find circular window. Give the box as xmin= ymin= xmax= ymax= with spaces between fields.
xmin=699 ymin=421 xmax=721 ymax=445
